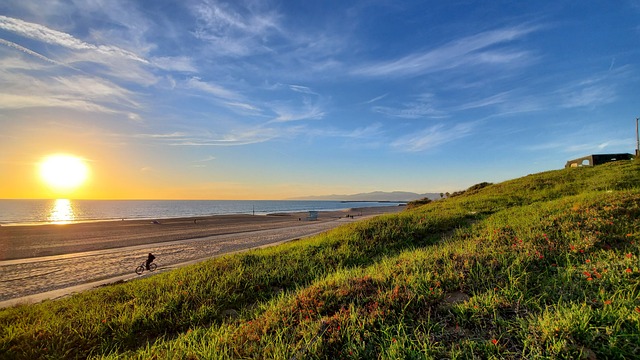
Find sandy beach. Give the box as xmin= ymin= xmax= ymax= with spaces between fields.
xmin=0 ymin=206 xmax=404 ymax=307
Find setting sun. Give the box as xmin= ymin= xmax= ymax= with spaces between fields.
xmin=39 ymin=154 xmax=90 ymax=193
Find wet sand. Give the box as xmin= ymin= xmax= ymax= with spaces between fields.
xmin=0 ymin=206 xmax=404 ymax=307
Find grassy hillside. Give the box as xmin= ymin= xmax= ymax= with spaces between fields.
xmin=1 ymin=161 xmax=639 ymax=359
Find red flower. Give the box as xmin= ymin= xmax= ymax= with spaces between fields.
xmin=491 ymin=339 xmax=498 ymax=345
xmin=626 ymin=253 xmax=633 ymax=259
xmin=625 ymin=268 xmax=632 ymax=274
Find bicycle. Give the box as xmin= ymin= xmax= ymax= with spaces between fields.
xmin=135 ymin=261 xmax=157 ymax=275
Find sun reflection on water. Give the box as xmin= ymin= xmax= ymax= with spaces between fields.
xmin=49 ymin=199 xmax=75 ymax=224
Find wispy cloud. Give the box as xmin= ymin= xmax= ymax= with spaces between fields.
xmin=184 ymin=77 xmax=241 ymax=100
xmin=391 ymin=122 xmax=476 ymax=152
xmin=306 ymin=122 xmax=384 ymax=139
xmin=224 ymin=101 xmax=263 ymax=114
xmin=134 ymin=127 xmax=281 ymax=147
xmin=191 ymin=155 xmax=217 ymax=167
xmin=191 ymin=0 xmax=282 ymax=57
xmin=133 ymin=132 xmax=189 ymax=139
xmin=456 ymin=92 xmax=511 ymax=111
xmin=364 ymin=94 xmax=388 ymax=104
xmin=0 ymin=15 xmax=148 ymax=63
xmin=193 ymin=155 xmax=217 ymax=162
xmin=373 ymin=93 xmax=446 ymax=119
xmin=288 ymin=84 xmax=318 ymax=95
xmin=352 ymin=25 xmax=539 ymax=78
xmin=151 ymin=56 xmax=198 ymax=73
xmin=524 ymin=137 xmax=633 ymax=154
xmin=270 ymin=99 xmax=325 ymax=123
xmin=0 ymin=38 xmax=68 ymax=68
xmin=553 ymin=67 xmax=631 ymax=109
xmin=560 ymin=84 xmax=617 ymax=108
xmin=0 ymin=72 xmax=141 ymax=120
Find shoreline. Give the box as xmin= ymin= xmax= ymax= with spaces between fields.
xmin=0 ymin=206 xmax=405 ymax=261
xmin=0 ymin=201 xmax=406 ymax=227
xmin=0 ymin=206 xmax=404 ymax=307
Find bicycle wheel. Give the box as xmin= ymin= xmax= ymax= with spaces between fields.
xmin=135 ymin=265 xmax=145 ymax=275
xmin=149 ymin=263 xmax=157 ymax=271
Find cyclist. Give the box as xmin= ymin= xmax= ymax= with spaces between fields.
xmin=145 ymin=253 xmax=156 ymax=270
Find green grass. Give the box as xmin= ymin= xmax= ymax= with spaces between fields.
xmin=1 ymin=160 xmax=639 ymax=359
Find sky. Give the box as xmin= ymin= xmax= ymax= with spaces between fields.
xmin=0 ymin=1 xmax=639 ymax=200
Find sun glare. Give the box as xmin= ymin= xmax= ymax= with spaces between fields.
xmin=39 ymin=154 xmax=89 ymax=193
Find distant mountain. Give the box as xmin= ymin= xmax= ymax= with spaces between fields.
xmin=292 ymin=191 xmax=441 ymax=202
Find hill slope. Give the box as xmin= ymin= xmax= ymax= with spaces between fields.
xmin=1 ymin=161 xmax=639 ymax=359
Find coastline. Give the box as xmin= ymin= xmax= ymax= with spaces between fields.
xmin=0 ymin=205 xmax=404 ymax=261
xmin=0 ymin=206 xmax=404 ymax=307
xmin=0 ymin=199 xmax=405 ymax=227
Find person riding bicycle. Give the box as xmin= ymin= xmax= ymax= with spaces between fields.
xmin=145 ymin=253 xmax=155 ymax=270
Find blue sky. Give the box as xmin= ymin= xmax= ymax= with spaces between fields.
xmin=1 ymin=1 xmax=639 ymax=199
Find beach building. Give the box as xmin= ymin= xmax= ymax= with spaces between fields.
xmin=565 ymin=153 xmax=634 ymax=168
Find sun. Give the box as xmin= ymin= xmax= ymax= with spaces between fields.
xmin=39 ymin=154 xmax=89 ymax=193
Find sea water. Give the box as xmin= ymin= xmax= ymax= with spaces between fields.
xmin=0 ymin=199 xmax=404 ymax=226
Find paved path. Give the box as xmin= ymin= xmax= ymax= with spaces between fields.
xmin=0 ymin=217 xmax=359 ymax=308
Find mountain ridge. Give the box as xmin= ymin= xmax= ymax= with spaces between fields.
xmin=291 ymin=191 xmax=441 ymax=202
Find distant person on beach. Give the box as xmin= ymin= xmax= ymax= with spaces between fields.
xmin=145 ymin=253 xmax=155 ymax=270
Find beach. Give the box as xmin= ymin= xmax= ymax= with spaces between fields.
xmin=0 ymin=206 xmax=404 ymax=307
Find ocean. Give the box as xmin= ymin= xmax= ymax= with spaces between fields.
xmin=0 ymin=199 xmax=404 ymax=226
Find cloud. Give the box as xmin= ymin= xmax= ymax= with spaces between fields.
xmin=552 ymin=67 xmax=631 ymax=109
xmin=288 ymin=84 xmax=318 ymax=95
xmin=0 ymin=38 xmax=68 ymax=67
xmin=373 ymin=94 xmax=446 ymax=119
xmin=0 ymin=93 xmax=116 ymax=113
xmin=391 ymin=122 xmax=476 ymax=152
xmin=134 ymin=132 xmax=189 ymax=139
xmin=184 ymin=77 xmax=241 ymax=100
xmin=0 ymin=71 xmax=141 ymax=118
xmin=134 ymin=127 xmax=281 ymax=147
xmin=224 ymin=101 xmax=263 ymax=114
xmin=364 ymin=94 xmax=388 ymax=104
xmin=352 ymin=25 xmax=539 ymax=78
xmin=191 ymin=0 xmax=282 ymax=57
xmin=305 ymin=122 xmax=384 ymax=139
xmin=193 ymin=155 xmax=217 ymax=162
xmin=456 ymin=92 xmax=511 ymax=111
xmin=151 ymin=56 xmax=198 ymax=73
xmin=560 ymin=85 xmax=617 ymax=108
xmin=52 ymin=76 xmax=140 ymax=107
xmin=270 ymin=99 xmax=325 ymax=123
xmin=0 ymin=15 xmax=148 ymax=63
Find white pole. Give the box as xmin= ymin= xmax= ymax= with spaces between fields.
xmin=636 ymin=117 xmax=639 ymax=157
